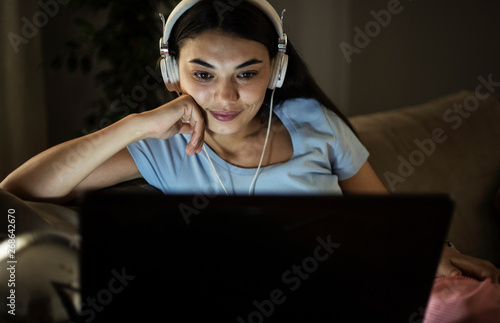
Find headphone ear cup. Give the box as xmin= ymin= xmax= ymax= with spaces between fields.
xmin=160 ymin=58 xmax=171 ymax=90
xmin=275 ymin=54 xmax=288 ymax=89
xmin=268 ymin=56 xmax=279 ymax=90
xmin=160 ymin=55 xmax=181 ymax=93
xmin=167 ymin=55 xmax=181 ymax=93
xmin=268 ymin=53 xmax=288 ymax=89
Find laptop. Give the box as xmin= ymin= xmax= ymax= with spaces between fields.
xmin=78 ymin=192 xmax=453 ymax=322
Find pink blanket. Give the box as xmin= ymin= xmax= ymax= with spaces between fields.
xmin=424 ymin=276 xmax=500 ymax=322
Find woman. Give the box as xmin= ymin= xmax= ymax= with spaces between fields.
xmin=1 ymin=0 xmax=386 ymax=200
xmin=1 ymin=0 xmax=499 ymax=320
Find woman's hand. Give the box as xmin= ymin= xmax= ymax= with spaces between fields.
xmin=437 ymin=245 xmax=500 ymax=283
xmin=139 ymin=94 xmax=205 ymax=156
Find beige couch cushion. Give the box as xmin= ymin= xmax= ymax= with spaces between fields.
xmin=351 ymin=91 xmax=500 ymax=264
xmin=0 ymin=189 xmax=79 ymax=238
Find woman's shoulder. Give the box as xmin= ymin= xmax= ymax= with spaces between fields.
xmin=275 ymin=98 xmax=322 ymax=119
xmin=276 ymin=97 xmax=322 ymax=111
xmin=275 ymin=98 xmax=340 ymax=126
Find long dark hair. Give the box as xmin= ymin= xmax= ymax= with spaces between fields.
xmin=168 ymin=0 xmax=356 ymax=133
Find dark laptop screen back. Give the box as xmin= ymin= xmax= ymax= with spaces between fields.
xmin=80 ymin=193 xmax=453 ymax=322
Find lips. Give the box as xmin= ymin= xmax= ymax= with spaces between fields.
xmin=209 ymin=110 xmax=242 ymax=122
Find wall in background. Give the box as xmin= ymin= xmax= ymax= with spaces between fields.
xmin=269 ymin=0 xmax=352 ymax=114
xmin=347 ymin=0 xmax=500 ymax=116
xmin=271 ymin=0 xmax=500 ymax=116
xmin=1 ymin=0 xmax=48 ymax=179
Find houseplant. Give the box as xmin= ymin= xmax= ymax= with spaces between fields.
xmin=52 ymin=0 xmax=179 ymax=135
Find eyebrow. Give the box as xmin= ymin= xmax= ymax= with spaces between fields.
xmin=188 ymin=58 xmax=263 ymax=70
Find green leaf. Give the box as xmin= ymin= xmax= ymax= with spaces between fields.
xmin=52 ymin=0 xmax=180 ymax=132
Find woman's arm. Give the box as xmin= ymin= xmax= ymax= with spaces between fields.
xmin=338 ymin=161 xmax=388 ymax=194
xmin=1 ymin=119 xmax=142 ymax=203
xmin=0 ymin=95 xmax=205 ymax=203
xmin=67 ymin=147 xmax=142 ymax=202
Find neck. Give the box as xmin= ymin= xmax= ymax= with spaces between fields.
xmin=204 ymin=114 xmax=274 ymax=168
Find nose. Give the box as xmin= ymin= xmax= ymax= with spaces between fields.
xmin=214 ymin=77 xmax=239 ymax=105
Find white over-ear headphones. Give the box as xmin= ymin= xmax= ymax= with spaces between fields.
xmin=159 ymin=0 xmax=288 ymax=94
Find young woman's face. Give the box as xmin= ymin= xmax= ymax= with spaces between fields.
xmin=178 ymin=29 xmax=271 ymax=136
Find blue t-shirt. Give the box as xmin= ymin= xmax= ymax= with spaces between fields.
xmin=127 ymin=98 xmax=369 ymax=196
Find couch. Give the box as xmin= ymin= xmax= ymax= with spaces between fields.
xmin=351 ymin=90 xmax=500 ymax=265
xmin=1 ymin=90 xmax=499 ymax=321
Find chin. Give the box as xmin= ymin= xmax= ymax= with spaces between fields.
xmin=206 ymin=123 xmax=242 ymax=136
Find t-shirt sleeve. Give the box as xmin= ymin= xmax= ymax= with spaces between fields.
xmin=322 ymin=108 xmax=369 ymax=180
xmin=126 ymin=137 xmax=186 ymax=193
xmin=127 ymin=139 xmax=165 ymax=191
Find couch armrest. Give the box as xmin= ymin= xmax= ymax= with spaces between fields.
xmin=0 ymin=189 xmax=79 ymax=240
xmin=0 ymin=178 xmax=161 ymax=242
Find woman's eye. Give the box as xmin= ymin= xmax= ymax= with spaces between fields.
xmin=238 ymin=72 xmax=257 ymax=79
xmin=194 ymin=72 xmax=213 ymax=80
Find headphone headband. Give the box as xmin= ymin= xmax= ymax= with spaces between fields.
xmin=160 ymin=0 xmax=285 ymax=47
xmin=159 ymin=0 xmax=288 ymax=93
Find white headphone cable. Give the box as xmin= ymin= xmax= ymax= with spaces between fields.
xmin=202 ymin=88 xmax=276 ymax=196
xmin=203 ymin=144 xmax=229 ymax=196
xmin=248 ymin=88 xmax=275 ymax=195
